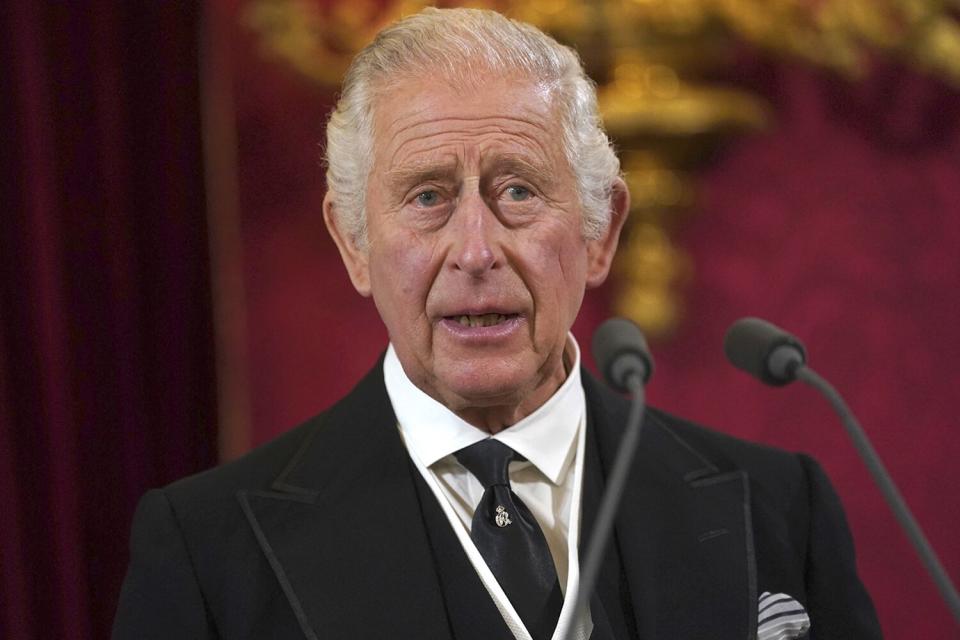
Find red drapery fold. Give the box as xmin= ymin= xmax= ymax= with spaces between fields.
xmin=0 ymin=4 xmax=218 ymax=639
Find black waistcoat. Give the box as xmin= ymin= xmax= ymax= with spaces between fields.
xmin=406 ymin=421 xmax=639 ymax=640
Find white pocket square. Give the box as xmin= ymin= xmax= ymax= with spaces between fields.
xmin=757 ymin=591 xmax=811 ymax=640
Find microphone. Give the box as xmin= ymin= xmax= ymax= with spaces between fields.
xmin=723 ymin=317 xmax=806 ymax=386
xmin=560 ymin=318 xmax=653 ymax=640
xmin=592 ymin=316 xmax=654 ymax=392
xmin=724 ymin=317 xmax=960 ymax=626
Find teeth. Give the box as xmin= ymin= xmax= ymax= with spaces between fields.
xmin=456 ymin=313 xmax=508 ymax=328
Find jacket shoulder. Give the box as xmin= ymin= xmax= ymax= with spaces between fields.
xmin=164 ymin=415 xmax=318 ymax=501
xmin=646 ymin=406 xmax=805 ymax=482
xmin=583 ymin=368 xmax=808 ymax=512
xmin=159 ymin=359 xmax=387 ymax=512
xmin=583 ymin=367 xmax=805 ymax=482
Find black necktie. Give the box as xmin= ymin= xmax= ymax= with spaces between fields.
xmin=454 ymin=439 xmax=563 ymax=640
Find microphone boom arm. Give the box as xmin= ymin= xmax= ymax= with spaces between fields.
xmin=561 ymin=372 xmax=647 ymax=640
xmin=796 ymin=364 xmax=960 ymax=625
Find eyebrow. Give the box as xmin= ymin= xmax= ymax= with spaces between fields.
xmin=384 ymin=153 xmax=558 ymax=193
xmin=484 ymin=154 xmax=557 ymax=188
xmin=385 ymin=161 xmax=460 ymax=193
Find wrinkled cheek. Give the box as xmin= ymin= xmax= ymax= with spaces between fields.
xmin=543 ymin=246 xmax=589 ymax=322
xmin=373 ymin=238 xmax=438 ymax=319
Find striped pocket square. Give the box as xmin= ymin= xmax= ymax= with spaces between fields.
xmin=757 ymin=591 xmax=810 ymax=640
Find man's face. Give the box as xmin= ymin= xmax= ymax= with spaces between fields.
xmin=326 ymin=72 xmax=626 ymax=428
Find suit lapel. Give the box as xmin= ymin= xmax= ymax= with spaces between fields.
xmin=238 ymin=365 xmax=453 ymax=639
xmin=584 ymin=373 xmax=758 ymax=640
xmin=580 ymin=417 xmax=637 ymax=640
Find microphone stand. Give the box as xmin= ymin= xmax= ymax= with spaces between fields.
xmin=559 ymin=373 xmax=646 ymax=640
xmin=795 ymin=365 xmax=960 ymax=625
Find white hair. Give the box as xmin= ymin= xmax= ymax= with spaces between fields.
xmin=324 ymin=7 xmax=621 ymax=245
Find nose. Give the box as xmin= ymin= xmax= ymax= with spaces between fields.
xmin=450 ymin=193 xmax=501 ymax=277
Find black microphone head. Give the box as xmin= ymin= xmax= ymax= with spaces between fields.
xmin=592 ymin=317 xmax=654 ymax=392
xmin=723 ymin=317 xmax=807 ymax=386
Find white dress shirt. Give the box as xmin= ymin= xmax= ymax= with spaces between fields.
xmin=384 ymin=338 xmax=592 ymax=640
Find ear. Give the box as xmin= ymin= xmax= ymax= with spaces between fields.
xmin=585 ymin=177 xmax=629 ymax=288
xmin=323 ymin=191 xmax=371 ymax=297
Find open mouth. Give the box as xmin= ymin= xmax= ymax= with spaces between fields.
xmin=450 ymin=313 xmax=517 ymax=328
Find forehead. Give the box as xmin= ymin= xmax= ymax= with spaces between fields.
xmin=370 ymin=73 xmax=564 ymax=171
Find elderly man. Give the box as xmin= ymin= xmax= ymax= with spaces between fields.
xmin=114 ymin=8 xmax=881 ymax=640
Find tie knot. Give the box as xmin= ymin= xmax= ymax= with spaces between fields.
xmin=454 ymin=439 xmax=520 ymax=489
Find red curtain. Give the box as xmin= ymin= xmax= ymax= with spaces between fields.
xmin=0 ymin=4 xmax=217 ymax=639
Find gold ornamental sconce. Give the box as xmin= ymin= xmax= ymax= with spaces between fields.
xmin=243 ymin=0 xmax=960 ymax=339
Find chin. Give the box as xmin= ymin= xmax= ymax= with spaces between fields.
xmin=438 ymin=363 xmax=533 ymax=407
xmin=431 ymin=354 xmax=568 ymax=429
xmin=449 ymin=376 xmax=528 ymax=404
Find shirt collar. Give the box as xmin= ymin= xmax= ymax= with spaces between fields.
xmin=385 ymin=336 xmax=585 ymax=485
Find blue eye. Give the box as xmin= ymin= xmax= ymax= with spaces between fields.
xmin=415 ymin=190 xmax=440 ymax=207
xmin=505 ymin=185 xmax=532 ymax=201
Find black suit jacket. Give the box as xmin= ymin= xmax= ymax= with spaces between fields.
xmin=113 ymin=363 xmax=881 ymax=639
